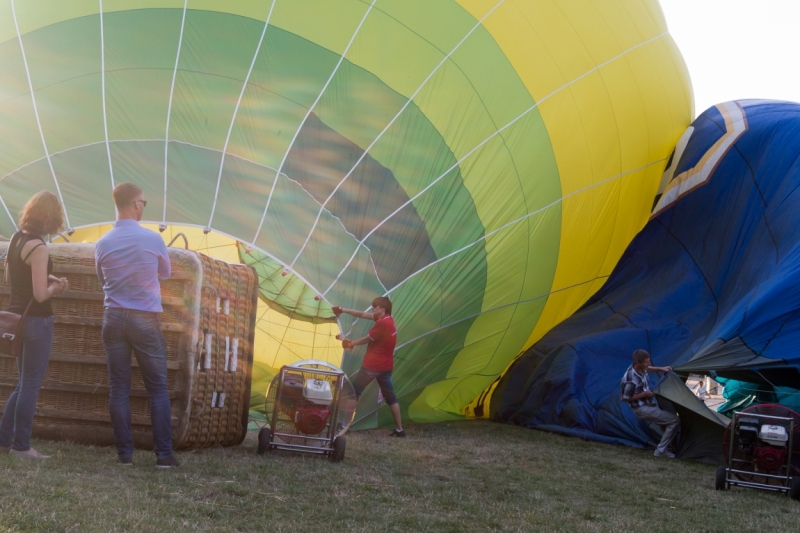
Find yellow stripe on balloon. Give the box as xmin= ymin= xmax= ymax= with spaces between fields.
xmin=456 ymin=0 xmax=693 ymax=417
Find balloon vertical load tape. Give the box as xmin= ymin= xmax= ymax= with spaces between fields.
xmin=224 ymin=336 xmax=230 ymax=371
xmin=231 ymin=338 xmax=239 ymax=372
xmin=215 ymin=297 xmax=221 ymax=313
xmin=223 ymin=300 xmax=230 ymax=315
xmin=218 ymin=393 xmax=226 ymax=408
xmin=204 ymin=333 xmax=213 ymax=370
xmin=211 ymin=391 xmax=218 ymax=408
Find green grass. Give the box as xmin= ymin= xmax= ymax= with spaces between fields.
xmin=0 ymin=420 xmax=798 ymax=532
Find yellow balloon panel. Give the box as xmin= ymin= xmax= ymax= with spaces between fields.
xmin=459 ymin=0 xmax=692 ymax=353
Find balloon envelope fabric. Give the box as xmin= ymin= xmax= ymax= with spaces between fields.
xmin=0 ymin=1 xmax=691 ymax=426
xmin=490 ymin=100 xmax=800 ymax=448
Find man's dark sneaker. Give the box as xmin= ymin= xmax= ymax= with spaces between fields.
xmin=156 ymin=455 xmax=181 ymax=469
xmin=389 ymin=429 xmax=406 ymax=438
xmin=116 ymin=455 xmax=133 ymax=466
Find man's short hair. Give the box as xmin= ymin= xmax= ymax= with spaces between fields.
xmin=112 ymin=182 xmax=142 ymax=210
xmin=632 ymin=349 xmax=651 ymax=364
xmin=372 ymin=296 xmax=392 ymax=316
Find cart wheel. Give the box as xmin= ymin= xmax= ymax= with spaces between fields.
xmin=715 ymin=466 xmax=728 ymax=491
xmin=791 ymin=476 xmax=800 ymax=501
xmin=257 ymin=428 xmax=272 ymax=455
xmin=330 ymin=435 xmax=346 ymax=462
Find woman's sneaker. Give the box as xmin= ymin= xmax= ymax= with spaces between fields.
xmin=156 ymin=455 xmax=181 ymax=469
xmin=388 ymin=429 xmax=406 ymax=438
xmin=116 ymin=455 xmax=133 ymax=466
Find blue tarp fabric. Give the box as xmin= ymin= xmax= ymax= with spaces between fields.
xmin=490 ymin=100 xmax=800 ymax=456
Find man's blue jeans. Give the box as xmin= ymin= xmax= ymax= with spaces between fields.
xmin=102 ymin=309 xmax=173 ymax=459
xmin=0 ymin=315 xmax=54 ymax=451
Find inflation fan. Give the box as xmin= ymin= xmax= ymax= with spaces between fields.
xmin=257 ymin=360 xmax=357 ymax=462
xmin=716 ymin=404 xmax=800 ymax=499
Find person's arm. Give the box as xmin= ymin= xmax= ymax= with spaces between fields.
xmin=621 ymin=381 xmax=655 ymax=402
xmin=647 ymin=365 xmax=672 ymax=373
xmin=341 ymin=335 xmax=370 ymax=349
xmin=629 ymin=390 xmax=656 ymax=401
xmin=340 ymin=320 xmax=383 ymax=349
xmin=95 ymin=246 xmax=105 ymax=287
xmin=332 ymin=306 xmax=374 ymax=320
xmin=26 ymin=244 xmax=66 ymax=303
xmin=156 ymin=241 xmax=171 ymax=281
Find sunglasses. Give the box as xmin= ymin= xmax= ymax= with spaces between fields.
xmin=134 ymin=199 xmax=148 ymax=208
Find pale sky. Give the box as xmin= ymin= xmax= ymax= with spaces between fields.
xmin=660 ymin=0 xmax=800 ymax=117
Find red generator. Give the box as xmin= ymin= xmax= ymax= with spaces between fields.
xmin=257 ymin=361 xmax=356 ymax=462
xmin=716 ymin=404 xmax=800 ymax=499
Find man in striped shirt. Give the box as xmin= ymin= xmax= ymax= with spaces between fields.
xmin=620 ymin=349 xmax=679 ymax=458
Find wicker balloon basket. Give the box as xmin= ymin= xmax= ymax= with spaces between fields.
xmin=0 ymin=241 xmax=258 ymax=450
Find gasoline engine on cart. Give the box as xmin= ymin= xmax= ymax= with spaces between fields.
xmin=257 ymin=361 xmax=357 ymax=462
xmin=716 ymin=404 xmax=800 ymax=500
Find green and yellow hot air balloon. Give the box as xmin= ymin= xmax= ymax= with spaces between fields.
xmin=0 ymin=0 xmax=692 ymax=429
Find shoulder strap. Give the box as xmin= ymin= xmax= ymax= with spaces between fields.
xmin=21 ymin=299 xmax=33 ymax=318
xmin=20 ymin=240 xmax=46 ymax=263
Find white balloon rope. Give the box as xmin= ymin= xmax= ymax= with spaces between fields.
xmin=162 ymin=0 xmax=188 ymax=228
xmin=10 ymin=0 xmax=72 ymax=232
xmin=288 ymin=0 xmax=508 ymax=270
xmin=320 ymin=31 xmax=669 ymax=297
xmin=249 ymin=0 xmax=379 ymax=248
xmin=206 ymin=0 xmax=278 ymax=232
xmin=99 ymin=0 xmax=115 ymax=189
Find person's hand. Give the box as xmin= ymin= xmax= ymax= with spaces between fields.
xmin=341 ymin=339 xmax=354 ymax=350
xmin=50 ymin=280 xmax=67 ymax=295
xmin=644 ymin=391 xmax=655 ymax=398
xmin=663 ymin=366 xmax=672 ymax=372
xmin=332 ymin=306 xmax=343 ymax=316
xmin=59 ymin=277 xmax=68 ymax=292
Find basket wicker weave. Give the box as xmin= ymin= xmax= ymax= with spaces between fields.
xmin=0 ymin=242 xmax=258 ymax=450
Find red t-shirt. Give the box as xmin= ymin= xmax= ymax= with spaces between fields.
xmin=362 ymin=316 xmax=397 ymax=372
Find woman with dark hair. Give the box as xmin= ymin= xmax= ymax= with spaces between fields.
xmin=0 ymin=191 xmax=68 ymax=459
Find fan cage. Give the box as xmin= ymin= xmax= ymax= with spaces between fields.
xmin=264 ymin=362 xmax=357 ymax=450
